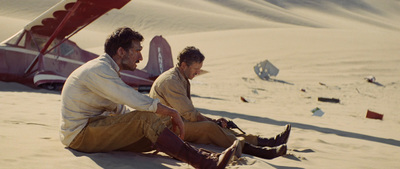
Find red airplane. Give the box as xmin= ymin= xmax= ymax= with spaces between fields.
xmin=0 ymin=0 xmax=173 ymax=92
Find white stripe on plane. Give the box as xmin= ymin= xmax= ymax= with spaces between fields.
xmin=1 ymin=46 xmax=154 ymax=83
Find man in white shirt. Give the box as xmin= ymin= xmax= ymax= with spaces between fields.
xmin=60 ymin=27 xmax=238 ymax=169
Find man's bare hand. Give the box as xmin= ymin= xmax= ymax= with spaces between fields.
xmin=216 ymin=118 xmax=228 ymax=128
xmin=155 ymin=103 xmax=185 ymax=140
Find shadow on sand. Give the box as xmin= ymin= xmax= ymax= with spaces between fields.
xmin=67 ymin=148 xmax=180 ymax=169
xmin=191 ymin=94 xmax=226 ymax=101
xmin=370 ymin=81 xmax=385 ymax=87
xmin=0 ymin=81 xmax=61 ymax=94
xmin=268 ymin=78 xmax=294 ymax=85
xmin=197 ymin=108 xmax=400 ymax=147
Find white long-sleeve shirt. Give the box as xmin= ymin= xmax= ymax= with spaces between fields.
xmin=60 ymin=53 xmax=159 ymax=146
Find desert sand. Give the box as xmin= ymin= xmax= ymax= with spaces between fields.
xmin=1 ymin=0 xmax=400 ymax=168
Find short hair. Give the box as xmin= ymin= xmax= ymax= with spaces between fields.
xmin=104 ymin=27 xmax=144 ymax=57
xmin=177 ymin=46 xmax=205 ymax=67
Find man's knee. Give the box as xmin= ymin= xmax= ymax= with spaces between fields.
xmin=190 ymin=121 xmax=223 ymax=135
xmin=203 ymin=121 xmax=220 ymax=131
xmin=122 ymin=111 xmax=167 ymax=142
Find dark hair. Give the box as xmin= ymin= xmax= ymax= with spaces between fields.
xmin=177 ymin=46 xmax=205 ymax=67
xmin=104 ymin=27 xmax=144 ymax=57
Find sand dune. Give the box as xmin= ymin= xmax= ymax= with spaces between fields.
xmin=1 ymin=0 xmax=399 ymax=168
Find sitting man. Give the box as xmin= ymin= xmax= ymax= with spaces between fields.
xmin=60 ymin=27 xmax=239 ymax=169
xmin=149 ymin=46 xmax=291 ymax=159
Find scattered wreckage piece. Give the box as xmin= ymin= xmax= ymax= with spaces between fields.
xmin=318 ymin=97 xmax=340 ymax=103
xmin=254 ymin=60 xmax=279 ymax=80
xmin=366 ymin=110 xmax=383 ymax=120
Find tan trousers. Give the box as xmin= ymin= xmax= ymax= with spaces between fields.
xmin=176 ymin=121 xmax=259 ymax=156
xmin=69 ymin=111 xmax=166 ymax=153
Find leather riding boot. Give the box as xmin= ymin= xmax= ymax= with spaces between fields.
xmin=242 ymin=142 xmax=287 ymax=159
xmin=257 ymin=124 xmax=291 ymax=147
xmin=154 ymin=128 xmax=239 ymax=169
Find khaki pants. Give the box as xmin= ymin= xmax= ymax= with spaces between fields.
xmin=69 ymin=111 xmax=166 ymax=153
xmin=178 ymin=121 xmax=259 ymax=156
xmin=183 ymin=121 xmax=259 ymax=146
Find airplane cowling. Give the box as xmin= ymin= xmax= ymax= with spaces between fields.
xmin=33 ymin=71 xmax=66 ymax=90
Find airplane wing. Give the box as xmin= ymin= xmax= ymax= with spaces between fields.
xmin=23 ymin=0 xmax=130 ymax=75
xmin=25 ymin=0 xmax=130 ymax=39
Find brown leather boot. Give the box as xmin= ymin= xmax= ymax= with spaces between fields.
xmin=257 ymin=124 xmax=291 ymax=147
xmin=242 ymin=142 xmax=287 ymax=159
xmin=154 ymin=128 xmax=239 ymax=169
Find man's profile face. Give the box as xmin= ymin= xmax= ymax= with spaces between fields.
xmin=183 ymin=61 xmax=203 ymax=80
xmin=121 ymin=41 xmax=143 ymax=71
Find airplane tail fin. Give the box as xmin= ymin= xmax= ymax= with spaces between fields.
xmin=144 ymin=36 xmax=174 ymax=77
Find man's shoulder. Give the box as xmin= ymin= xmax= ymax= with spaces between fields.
xmin=71 ymin=56 xmax=115 ymax=80
xmin=156 ymin=67 xmax=181 ymax=83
